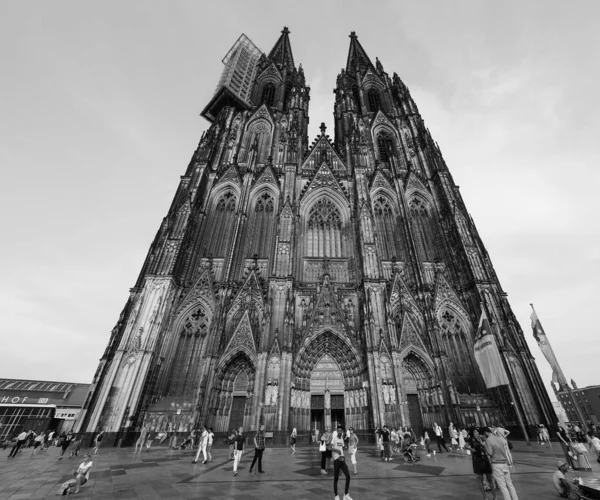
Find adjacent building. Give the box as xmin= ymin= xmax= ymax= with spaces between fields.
xmin=555 ymin=381 xmax=600 ymax=425
xmin=0 ymin=379 xmax=89 ymax=440
xmin=77 ymin=28 xmax=556 ymax=446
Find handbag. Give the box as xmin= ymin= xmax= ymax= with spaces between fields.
xmin=319 ymin=442 xmax=326 ymax=452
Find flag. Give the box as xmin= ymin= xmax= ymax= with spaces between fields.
xmin=473 ymin=309 xmax=509 ymax=388
xmin=530 ymin=306 xmax=567 ymax=386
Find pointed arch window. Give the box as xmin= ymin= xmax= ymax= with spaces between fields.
xmin=438 ymin=308 xmax=478 ymax=393
xmin=241 ymin=120 xmax=271 ymax=163
xmin=166 ymin=305 xmax=210 ymax=397
xmin=306 ymin=198 xmax=343 ymax=258
xmin=408 ymin=196 xmax=439 ymax=262
xmin=262 ymin=84 xmax=276 ymax=107
xmin=352 ymin=85 xmax=361 ymax=111
xmin=367 ymin=88 xmax=381 ymax=112
xmin=246 ymin=192 xmax=276 ymax=259
xmin=203 ymin=190 xmax=237 ymax=257
xmin=372 ymin=195 xmax=404 ymax=260
xmin=377 ymin=132 xmax=395 ymax=163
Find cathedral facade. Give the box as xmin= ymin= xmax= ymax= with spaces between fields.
xmin=78 ymin=28 xmax=556 ymax=444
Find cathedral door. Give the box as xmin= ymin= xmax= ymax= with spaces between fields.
xmin=311 ymin=395 xmax=324 ymax=432
xmin=330 ymin=394 xmax=345 ymax=430
xmin=229 ymin=396 xmax=246 ymax=431
xmin=407 ymin=394 xmax=423 ymax=436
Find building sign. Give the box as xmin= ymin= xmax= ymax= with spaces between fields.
xmin=55 ymin=409 xmax=81 ymax=420
xmin=0 ymin=396 xmax=54 ymax=405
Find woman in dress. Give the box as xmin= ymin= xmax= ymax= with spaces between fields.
xmin=449 ymin=423 xmax=458 ymax=450
xmin=348 ymin=427 xmax=359 ymax=475
xmin=290 ymin=427 xmax=297 ymax=455
xmin=492 ymin=423 xmax=513 ymax=466
xmin=458 ymin=427 xmax=467 ymax=451
xmin=466 ymin=428 xmax=497 ymax=500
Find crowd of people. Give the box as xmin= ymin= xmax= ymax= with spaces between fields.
xmin=6 ymin=419 xmax=600 ymax=499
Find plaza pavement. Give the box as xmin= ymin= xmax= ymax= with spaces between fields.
xmin=1 ymin=440 xmax=598 ymax=499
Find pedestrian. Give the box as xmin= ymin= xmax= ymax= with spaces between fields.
xmin=348 ymin=427 xmax=359 ymax=475
xmin=91 ymin=429 xmax=104 ymax=455
xmin=390 ymin=427 xmax=399 ymax=456
xmin=537 ymin=424 xmax=544 ymax=445
xmin=466 ymin=427 xmax=497 ymax=500
xmin=433 ymin=423 xmax=449 ymax=452
xmin=449 ymin=422 xmax=458 ymax=449
xmin=228 ymin=429 xmax=236 ymax=460
xmin=587 ymin=430 xmax=600 ymax=460
xmin=31 ymin=432 xmax=45 ymax=456
xmin=206 ymin=427 xmax=214 ymax=462
xmin=381 ymin=425 xmax=391 ymax=461
xmin=541 ymin=425 xmax=551 ymax=447
xmin=459 ymin=427 xmax=467 ymax=450
xmin=192 ymin=425 xmax=208 ymax=464
xmin=45 ymin=430 xmax=55 ymax=450
xmin=59 ymin=431 xmax=74 ymax=460
xmin=553 ymin=460 xmax=585 ymax=499
xmin=493 ymin=423 xmax=513 ymax=467
xmin=376 ymin=428 xmax=383 ymax=459
xmin=134 ymin=425 xmax=148 ymax=454
xmin=233 ymin=426 xmax=245 ymax=476
xmin=249 ymin=424 xmax=266 ymax=474
xmin=320 ymin=426 xmax=333 ymax=474
xmin=9 ymin=430 xmax=28 ymax=458
xmin=482 ymin=426 xmax=519 ymax=500
xmin=145 ymin=429 xmax=155 ymax=452
xmin=424 ymin=431 xmax=432 ymax=456
xmin=190 ymin=428 xmax=197 ymax=450
xmin=331 ymin=425 xmax=353 ymax=500
xmin=69 ymin=435 xmax=81 ymax=459
xmin=290 ymin=427 xmax=297 ymax=454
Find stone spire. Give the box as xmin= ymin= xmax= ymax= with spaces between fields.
xmin=268 ymin=26 xmax=295 ymax=72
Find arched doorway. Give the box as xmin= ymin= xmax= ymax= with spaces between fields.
xmin=400 ymin=350 xmax=439 ymax=434
xmin=291 ymin=330 xmax=365 ymax=432
xmin=310 ymin=354 xmax=345 ymax=431
xmin=211 ymin=352 xmax=255 ymax=433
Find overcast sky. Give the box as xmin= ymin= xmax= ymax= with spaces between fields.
xmin=1 ymin=1 xmax=599 ymax=403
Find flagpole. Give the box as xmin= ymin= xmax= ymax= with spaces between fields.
xmin=482 ymin=301 xmax=530 ymax=445
xmin=530 ymin=304 xmax=588 ymax=430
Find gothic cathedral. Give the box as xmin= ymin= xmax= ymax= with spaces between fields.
xmin=78 ymin=28 xmax=555 ymax=444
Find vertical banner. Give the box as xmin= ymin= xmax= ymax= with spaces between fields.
xmin=530 ymin=306 xmax=568 ymax=386
xmin=473 ymin=310 xmax=509 ymax=389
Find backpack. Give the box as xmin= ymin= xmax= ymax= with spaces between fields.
xmin=56 ymin=479 xmax=76 ymax=496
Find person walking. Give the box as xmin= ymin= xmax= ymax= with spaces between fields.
xmin=290 ymin=427 xmax=297 ymax=454
xmin=233 ymin=426 xmax=245 ymax=476
xmin=206 ymin=427 xmax=214 ymax=462
xmin=31 ymin=432 xmax=45 ymax=456
xmin=228 ymin=429 xmax=236 ymax=460
xmin=483 ymin=427 xmax=519 ymax=500
xmin=381 ymin=425 xmax=391 ymax=461
xmin=249 ymin=424 xmax=266 ymax=474
xmin=134 ymin=425 xmax=148 ymax=454
xmin=331 ymin=425 xmax=353 ymax=500
xmin=348 ymin=427 xmax=359 ymax=475
xmin=45 ymin=430 xmax=55 ymax=450
xmin=58 ymin=431 xmax=74 ymax=460
xmin=320 ymin=426 xmax=333 ymax=474
xmin=91 ymin=429 xmax=104 ymax=455
xmin=9 ymin=430 xmax=27 ymax=458
xmin=466 ymin=427 xmax=497 ymax=500
xmin=433 ymin=423 xmax=449 ymax=452
xmin=424 ymin=431 xmax=432 ymax=457
xmin=459 ymin=427 xmax=467 ymax=451
xmin=192 ymin=425 xmax=208 ymax=464
xmin=69 ymin=435 xmax=81 ymax=459
xmin=145 ymin=429 xmax=155 ymax=452
xmin=449 ymin=422 xmax=458 ymax=450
